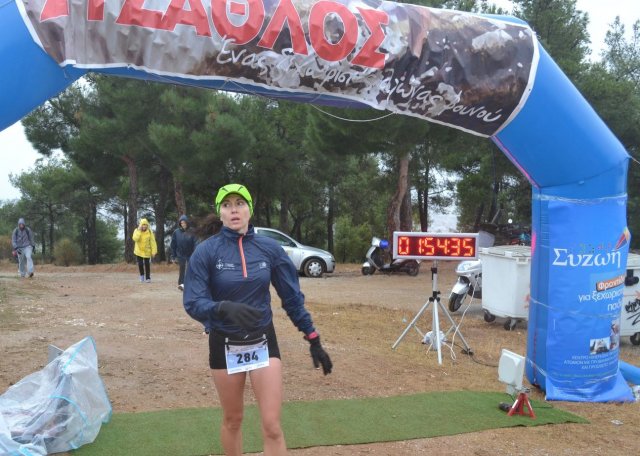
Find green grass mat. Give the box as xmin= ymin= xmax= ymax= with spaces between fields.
xmin=74 ymin=391 xmax=587 ymax=455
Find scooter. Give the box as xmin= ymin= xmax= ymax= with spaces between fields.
xmin=447 ymin=224 xmax=531 ymax=313
xmin=448 ymin=258 xmax=482 ymax=312
xmin=362 ymin=237 xmax=420 ymax=276
xmin=447 ymin=229 xmax=495 ymax=312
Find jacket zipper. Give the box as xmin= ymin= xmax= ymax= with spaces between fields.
xmin=238 ymin=235 xmax=247 ymax=278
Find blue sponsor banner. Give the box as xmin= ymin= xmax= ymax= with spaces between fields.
xmin=543 ymin=195 xmax=633 ymax=401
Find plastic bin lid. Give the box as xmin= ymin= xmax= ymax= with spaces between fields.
xmin=627 ymin=253 xmax=640 ymax=269
xmin=480 ymin=245 xmax=532 ymax=259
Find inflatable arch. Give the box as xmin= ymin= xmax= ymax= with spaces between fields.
xmin=0 ymin=0 xmax=633 ymax=401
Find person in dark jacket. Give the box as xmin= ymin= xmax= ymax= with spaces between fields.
xmin=183 ymin=183 xmax=332 ymax=456
xmin=11 ymin=218 xmax=35 ymax=278
xmin=170 ymin=215 xmax=197 ymax=291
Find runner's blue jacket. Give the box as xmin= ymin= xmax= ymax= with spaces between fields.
xmin=170 ymin=216 xmax=196 ymax=260
xmin=183 ymin=225 xmax=315 ymax=336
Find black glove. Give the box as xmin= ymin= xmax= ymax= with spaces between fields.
xmin=216 ymin=301 xmax=261 ymax=331
xmin=306 ymin=333 xmax=333 ymax=375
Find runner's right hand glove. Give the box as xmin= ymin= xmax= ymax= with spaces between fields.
xmin=305 ymin=332 xmax=333 ymax=375
xmin=216 ymin=301 xmax=261 ymax=331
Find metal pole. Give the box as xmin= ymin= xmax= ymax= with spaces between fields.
xmin=433 ymin=295 xmax=442 ymax=364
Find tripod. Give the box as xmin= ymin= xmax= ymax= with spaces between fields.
xmin=392 ymin=260 xmax=473 ymax=364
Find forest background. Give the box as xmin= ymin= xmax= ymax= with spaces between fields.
xmin=0 ymin=0 xmax=638 ymax=266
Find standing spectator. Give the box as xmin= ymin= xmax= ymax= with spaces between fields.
xmin=11 ymin=218 xmax=35 ymax=278
xmin=170 ymin=215 xmax=197 ymax=291
xmin=132 ymin=218 xmax=157 ymax=283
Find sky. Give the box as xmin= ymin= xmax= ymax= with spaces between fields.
xmin=0 ymin=0 xmax=638 ymax=202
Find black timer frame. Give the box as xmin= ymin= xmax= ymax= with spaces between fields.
xmin=391 ymin=232 xmax=477 ymax=364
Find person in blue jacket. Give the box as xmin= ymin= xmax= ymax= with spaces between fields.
xmin=170 ymin=215 xmax=197 ymax=291
xmin=183 ymin=183 xmax=332 ymax=456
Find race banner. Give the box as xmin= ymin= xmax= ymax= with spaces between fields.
xmin=540 ymin=195 xmax=634 ymax=401
xmin=17 ymin=0 xmax=538 ymax=136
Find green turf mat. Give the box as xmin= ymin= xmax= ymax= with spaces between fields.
xmin=73 ymin=391 xmax=587 ymax=455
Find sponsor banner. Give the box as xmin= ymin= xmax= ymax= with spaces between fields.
xmin=17 ymin=0 xmax=537 ymax=136
xmin=544 ymin=195 xmax=633 ymax=401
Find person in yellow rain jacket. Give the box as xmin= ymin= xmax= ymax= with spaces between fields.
xmin=132 ymin=218 xmax=157 ymax=283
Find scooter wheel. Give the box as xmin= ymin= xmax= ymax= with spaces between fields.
xmin=362 ymin=266 xmax=375 ymax=275
xmin=448 ymin=293 xmax=465 ymax=312
xmin=406 ymin=261 xmax=420 ymax=277
xmin=483 ymin=310 xmax=496 ymax=323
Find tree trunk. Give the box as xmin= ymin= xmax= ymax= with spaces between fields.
xmin=279 ymin=194 xmax=289 ymax=233
xmin=327 ymin=185 xmax=335 ymax=253
xmin=473 ymin=202 xmax=485 ymax=232
xmin=39 ymin=228 xmax=46 ymax=261
xmin=123 ymin=202 xmax=128 ymax=257
xmin=291 ymin=216 xmax=303 ymax=240
xmin=173 ymin=166 xmax=187 ymax=216
xmin=386 ymin=152 xmax=410 ymax=243
xmin=417 ymin=156 xmax=430 ymax=231
xmin=400 ymin=181 xmax=413 ymax=231
xmin=418 ymin=189 xmax=428 ymax=231
xmin=86 ymin=198 xmax=98 ymax=264
xmin=263 ymin=201 xmax=271 ymax=228
xmin=48 ymin=203 xmax=55 ymax=261
xmin=488 ymin=179 xmax=500 ymax=224
xmin=122 ymin=155 xmax=138 ymax=263
xmin=155 ymin=166 xmax=171 ymax=262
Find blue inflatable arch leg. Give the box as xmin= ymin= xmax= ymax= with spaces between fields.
xmin=494 ymin=46 xmax=631 ymax=401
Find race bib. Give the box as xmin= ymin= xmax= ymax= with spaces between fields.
xmin=225 ymin=335 xmax=269 ymax=375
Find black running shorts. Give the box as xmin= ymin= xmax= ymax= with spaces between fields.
xmin=208 ymin=321 xmax=281 ymax=369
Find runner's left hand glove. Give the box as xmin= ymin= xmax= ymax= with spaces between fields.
xmin=217 ymin=301 xmax=262 ymax=331
xmin=305 ymin=333 xmax=332 ymax=375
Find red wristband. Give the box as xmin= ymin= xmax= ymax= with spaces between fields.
xmin=305 ymin=331 xmax=319 ymax=340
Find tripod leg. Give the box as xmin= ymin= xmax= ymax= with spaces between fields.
xmin=392 ymin=299 xmax=432 ymax=349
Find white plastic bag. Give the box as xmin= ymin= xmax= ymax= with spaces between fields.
xmin=0 ymin=337 xmax=112 ymax=455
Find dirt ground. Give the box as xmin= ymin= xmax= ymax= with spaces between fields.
xmin=1 ymin=260 xmax=639 ymax=455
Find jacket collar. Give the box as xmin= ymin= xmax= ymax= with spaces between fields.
xmin=221 ymin=225 xmax=255 ymax=241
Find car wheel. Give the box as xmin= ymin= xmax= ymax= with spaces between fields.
xmin=303 ymin=258 xmax=324 ymax=278
xmin=631 ymin=332 xmax=640 ymax=346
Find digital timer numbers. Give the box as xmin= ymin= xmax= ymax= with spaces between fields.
xmin=392 ymin=232 xmax=479 ymax=260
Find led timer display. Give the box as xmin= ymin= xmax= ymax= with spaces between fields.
xmin=392 ymin=232 xmax=479 ymax=260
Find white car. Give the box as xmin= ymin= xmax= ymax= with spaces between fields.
xmin=254 ymin=227 xmax=336 ymax=278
